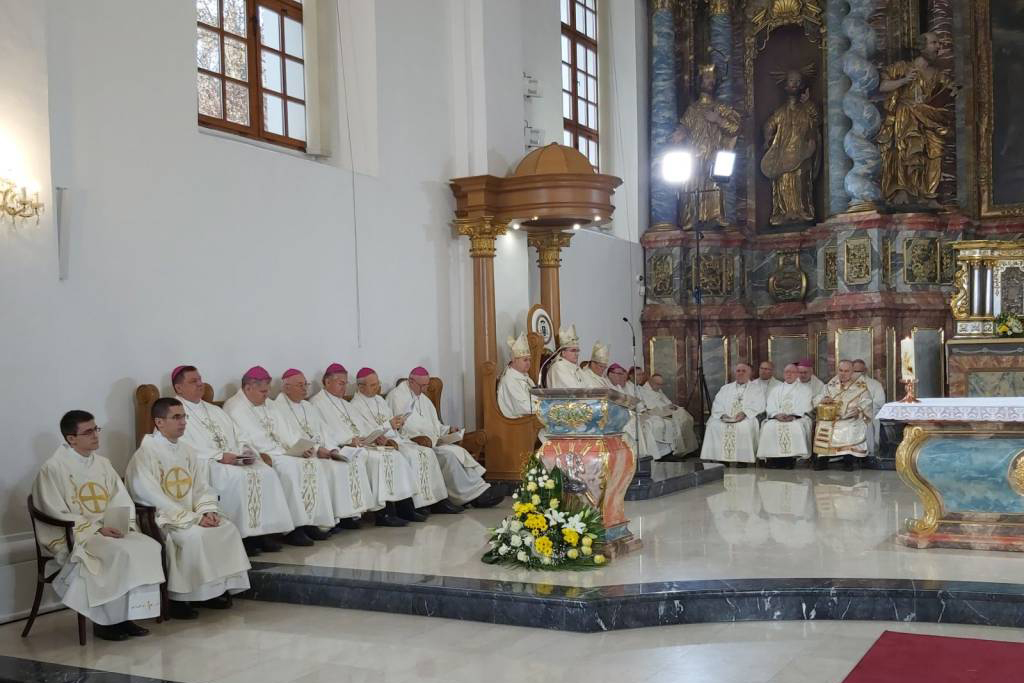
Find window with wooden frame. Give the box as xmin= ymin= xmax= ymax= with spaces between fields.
xmin=196 ymin=0 xmax=307 ymax=150
xmin=560 ymin=0 xmax=598 ymax=169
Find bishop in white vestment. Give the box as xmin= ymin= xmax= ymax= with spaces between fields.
xmin=388 ymin=367 xmax=504 ymax=508
xmin=126 ymin=399 xmax=250 ymax=618
xmin=274 ymin=368 xmax=374 ymax=529
xmin=812 ymin=360 xmax=874 ymax=470
xmin=579 ymin=341 xmax=611 ymax=388
xmin=757 ymin=364 xmax=813 ymax=465
xmin=223 ymin=366 xmax=335 ymax=545
xmin=545 ymin=323 xmax=585 ymax=388
xmin=172 ymin=365 xmax=293 ymax=555
xmin=700 ymin=364 xmax=765 ymax=465
xmin=497 ymin=333 xmax=538 ymax=418
xmin=32 ymin=411 xmax=164 ymax=640
xmin=312 ymin=363 xmax=416 ymax=527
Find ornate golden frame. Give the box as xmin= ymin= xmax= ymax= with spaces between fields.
xmin=834 ymin=326 xmax=874 ymax=373
xmin=843 ymin=237 xmax=872 ymax=285
xmin=648 ymin=335 xmax=678 ymax=378
xmin=903 ymin=237 xmax=940 ymax=285
xmin=895 ymin=425 xmax=943 ymax=535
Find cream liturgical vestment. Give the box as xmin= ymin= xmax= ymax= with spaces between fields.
xmin=547 ymin=356 xmax=585 ymax=388
xmin=639 ymin=381 xmax=699 ymax=454
xmin=579 ymin=366 xmax=611 ymax=389
xmin=32 ymin=445 xmax=164 ymax=626
xmin=497 ymin=367 xmax=537 ymax=418
xmin=859 ymin=374 xmax=886 ymax=455
xmin=813 ymin=377 xmax=874 ymax=458
xmin=311 ymin=390 xmax=417 ymax=508
xmin=177 ymin=396 xmax=294 ymax=538
xmin=348 ymin=391 xmax=447 ymax=508
xmin=700 ymin=381 xmax=765 ymax=464
xmin=757 ymin=381 xmax=813 ymax=460
xmin=387 ymin=381 xmax=490 ymax=506
xmin=616 ymin=381 xmax=672 ymax=459
xmin=750 ymin=377 xmax=782 ymax=407
xmin=126 ymin=433 xmax=250 ymax=601
xmin=273 ymin=394 xmax=374 ymax=520
xmin=802 ymin=375 xmax=825 ymax=401
xmin=223 ymin=392 xmax=336 ymax=528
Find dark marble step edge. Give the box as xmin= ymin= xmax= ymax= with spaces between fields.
xmin=0 ymin=654 xmax=177 ymax=683
xmin=625 ymin=462 xmax=724 ymax=500
xmin=244 ymin=563 xmax=1024 ymax=632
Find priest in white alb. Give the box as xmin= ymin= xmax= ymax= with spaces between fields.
xmin=852 ymin=358 xmax=886 ymax=456
xmin=756 ymin=363 xmax=813 ymax=468
xmin=172 ymin=365 xmax=293 ymax=556
xmin=545 ymin=324 xmax=585 ymax=388
xmin=606 ymin=363 xmax=671 ymax=460
xmin=750 ymin=361 xmax=782 ymax=407
xmin=273 ymin=368 xmax=374 ymax=531
xmin=126 ymin=398 xmax=250 ymax=620
xmin=634 ymin=369 xmax=699 ymax=455
xmin=812 ymin=360 xmax=874 ymax=471
xmin=223 ymin=366 xmax=335 ymax=546
xmin=388 ymin=367 xmax=505 ymax=508
xmin=579 ymin=341 xmax=612 ymax=388
xmin=31 ymin=410 xmax=165 ymax=641
xmin=311 ymin=363 xmax=417 ymax=527
xmin=497 ymin=333 xmax=538 ymax=418
xmin=700 ymin=363 xmax=765 ymax=466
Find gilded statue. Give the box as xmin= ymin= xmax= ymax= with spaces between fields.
xmin=760 ymin=67 xmax=820 ymax=225
xmin=877 ymin=32 xmax=960 ymax=209
xmin=670 ymin=63 xmax=742 ymax=229
xmin=950 ymin=262 xmax=969 ymax=319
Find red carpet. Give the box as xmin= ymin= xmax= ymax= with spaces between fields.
xmin=843 ymin=631 xmax=1024 ymax=682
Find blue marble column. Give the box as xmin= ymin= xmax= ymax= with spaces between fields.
xmin=649 ymin=0 xmax=678 ymax=230
xmin=841 ymin=0 xmax=882 ymax=208
xmin=826 ymin=0 xmax=851 ymax=214
xmin=709 ymin=0 xmax=735 ymax=225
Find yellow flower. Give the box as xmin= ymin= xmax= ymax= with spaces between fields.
xmin=567 ymin=548 xmax=579 ymax=560
xmin=535 ymin=536 xmax=554 ymax=556
xmin=513 ymin=502 xmax=535 ymax=517
xmin=562 ymin=528 xmax=579 ymax=546
xmin=526 ymin=482 xmax=538 ymax=492
xmin=544 ymin=479 xmax=556 ymax=490
xmin=581 ymin=536 xmax=593 ymax=547
xmin=581 ymin=546 xmax=592 ymax=556
xmin=525 ymin=513 xmax=548 ymax=533
xmin=999 ymin=324 xmax=1010 ymax=334
xmin=594 ymin=554 xmax=606 ymax=565
xmin=531 ymin=495 xmax=541 ymax=505
xmin=550 ymin=499 xmax=559 ymax=509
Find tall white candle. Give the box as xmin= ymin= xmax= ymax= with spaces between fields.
xmin=900 ymin=336 xmax=915 ymax=381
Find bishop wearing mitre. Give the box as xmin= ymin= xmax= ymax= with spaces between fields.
xmin=32 ymin=411 xmax=165 ymax=640
xmin=126 ymin=398 xmax=250 ymax=620
xmin=497 ymin=333 xmax=538 ymax=418
xmin=756 ymin=363 xmax=813 ymax=468
xmin=223 ymin=366 xmax=335 ymax=546
xmin=579 ymin=341 xmax=612 ymax=388
xmin=545 ymin=324 xmax=585 ymax=388
xmin=700 ymin=363 xmax=766 ymax=466
xmin=812 ymin=360 xmax=874 ymax=471
xmin=388 ymin=367 xmax=504 ymax=508
xmin=172 ymin=365 xmax=293 ymax=556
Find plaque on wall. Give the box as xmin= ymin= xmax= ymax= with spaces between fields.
xmin=882 ymin=238 xmax=892 ymax=286
xmin=691 ymin=254 xmax=726 ymax=296
xmin=528 ymin=305 xmax=554 ymax=349
xmin=844 ymin=238 xmax=872 ymax=285
xmin=647 ymin=250 xmax=678 ymax=302
xmin=835 ymin=327 xmax=874 ymax=373
xmin=904 ymin=237 xmax=939 ymax=284
xmin=823 ymin=247 xmax=838 ymax=290
xmin=768 ymin=252 xmax=808 ymax=302
xmin=939 ymin=241 xmax=956 ymax=284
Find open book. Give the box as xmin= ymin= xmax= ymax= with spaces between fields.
xmin=361 ymin=428 xmax=386 ymax=444
xmin=103 ymin=506 xmax=130 ymax=535
xmin=437 ymin=428 xmax=465 ymax=446
xmin=285 ymin=438 xmax=317 ymax=457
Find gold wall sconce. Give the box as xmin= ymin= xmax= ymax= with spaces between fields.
xmin=1 ymin=177 xmax=44 ymax=225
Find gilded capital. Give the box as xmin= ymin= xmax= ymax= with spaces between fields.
xmin=707 ymin=0 xmax=730 ymax=16
xmin=454 ymin=216 xmax=508 ymax=257
xmin=528 ymin=232 xmax=573 ymax=268
xmin=651 ymin=0 xmax=674 ymax=11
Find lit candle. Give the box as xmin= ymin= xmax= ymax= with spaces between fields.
xmin=900 ymin=336 xmax=915 ymax=381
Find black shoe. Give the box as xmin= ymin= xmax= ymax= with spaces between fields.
xmin=304 ymin=525 xmax=332 ymax=541
xmin=813 ymin=456 xmax=828 ymax=471
xmin=843 ymin=455 xmax=855 ymax=472
xmin=93 ymin=623 xmax=130 ymax=641
xmin=169 ymin=601 xmax=199 ymax=620
xmin=396 ymin=498 xmax=428 ymax=522
xmin=336 ymin=517 xmax=362 ymax=530
xmin=119 ymin=621 xmax=150 ymax=637
xmin=259 ymin=535 xmax=284 ymax=552
xmin=283 ymin=528 xmax=314 ymax=547
xmin=242 ymin=537 xmax=263 ymax=557
xmin=375 ymin=512 xmax=408 ymax=527
xmin=470 ymin=487 xmax=505 ymax=508
xmin=735 ymin=462 xmax=749 ymax=469
xmin=199 ymin=595 xmax=232 ymax=610
xmin=430 ymin=499 xmax=465 ymax=514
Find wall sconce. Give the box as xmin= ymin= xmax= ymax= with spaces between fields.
xmin=1 ymin=177 xmax=44 ymax=225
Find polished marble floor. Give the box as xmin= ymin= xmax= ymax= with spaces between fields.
xmin=267 ymin=468 xmax=1022 ymax=588
xmin=3 ymin=601 xmax=1024 ymax=683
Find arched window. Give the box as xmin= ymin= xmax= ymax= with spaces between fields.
xmin=561 ymin=0 xmax=598 ymax=168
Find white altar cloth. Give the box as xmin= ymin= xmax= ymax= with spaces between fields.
xmin=876 ymin=397 xmax=1024 ymax=423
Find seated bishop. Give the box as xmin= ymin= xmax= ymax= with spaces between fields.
xmin=606 ymin=363 xmax=672 ymax=460
xmin=756 ymin=364 xmax=813 ymax=468
xmin=32 ymin=411 xmax=165 ymax=641
xmin=273 ymin=368 xmax=374 ymax=531
xmin=700 ymin=363 xmax=765 ymax=466
xmin=223 ymin=366 xmax=335 ymax=546
xmin=172 ymin=365 xmax=293 ymax=556
xmin=579 ymin=341 xmax=612 ymax=388
xmin=388 ymin=367 xmax=505 ymax=508
xmin=497 ymin=333 xmax=538 ymax=418
xmin=348 ymin=367 xmax=456 ymax=517
xmin=126 ymin=399 xmax=251 ymax=620
xmin=545 ymin=324 xmax=585 ymax=388
xmin=311 ymin=363 xmax=418 ymax=527
xmin=633 ymin=368 xmax=699 ymax=455
xmin=812 ymin=360 xmax=874 ymax=471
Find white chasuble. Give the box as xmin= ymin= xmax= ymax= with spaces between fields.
xmin=813 ymin=378 xmax=874 ymax=458
xmin=273 ymin=395 xmax=373 ymax=520
xmin=387 ymin=381 xmax=489 ymax=506
xmin=640 ymin=382 xmax=699 ymax=454
xmin=223 ymin=392 xmax=336 ymax=528
xmin=757 ymin=381 xmax=813 ymax=459
xmin=700 ymin=381 xmax=765 ymax=464
xmin=349 ymin=391 xmax=447 ymax=508
xmin=126 ymin=433 xmax=250 ymax=601
xmin=177 ymin=396 xmax=293 ymax=538
xmin=546 ymin=357 xmax=585 ymax=388
xmin=311 ymin=389 xmax=416 ymax=507
xmin=32 ymin=445 xmax=164 ymax=625
xmin=497 ymin=367 xmax=537 ymax=419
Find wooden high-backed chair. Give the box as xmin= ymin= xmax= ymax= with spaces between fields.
xmin=134 ymin=383 xmax=217 ymax=446
xmin=480 ymin=361 xmax=541 ymax=481
xmin=425 ymin=377 xmax=487 ymax=464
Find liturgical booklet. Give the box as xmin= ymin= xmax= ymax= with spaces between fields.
xmin=437 ymin=428 xmax=465 ymax=446
xmin=285 ymin=438 xmax=317 ymax=457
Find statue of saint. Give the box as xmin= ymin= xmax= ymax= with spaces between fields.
xmin=760 ymin=67 xmax=820 ymax=225
xmin=876 ymin=32 xmax=960 ymax=209
xmin=670 ymin=63 xmax=741 ymax=229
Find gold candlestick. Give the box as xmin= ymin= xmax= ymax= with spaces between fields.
xmin=900 ymin=379 xmax=920 ymax=403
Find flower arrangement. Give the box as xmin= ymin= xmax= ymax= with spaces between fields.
xmin=996 ymin=312 xmax=1024 ymax=338
xmin=482 ymin=454 xmax=607 ymax=569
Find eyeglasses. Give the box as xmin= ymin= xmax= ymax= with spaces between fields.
xmin=76 ymin=427 xmax=102 ymax=437
xmin=160 ymin=414 xmax=188 ymax=421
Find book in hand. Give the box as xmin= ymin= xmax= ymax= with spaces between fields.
xmin=361 ymin=428 xmax=386 ymax=444
xmin=436 ymin=428 xmax=465 ymax=446
xmin=285 ymin=438 xmax=317 ymax=457
xmin=235 ymin=447 xmax=258 ymax=465
xmin=103 ymin=506 xmax=130 ymax=535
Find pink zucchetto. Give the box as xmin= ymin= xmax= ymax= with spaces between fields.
xmin=356 ymin=367 xmax=376 ymax=379
xmin=797 ymin=359 xmax=813 ymax=368
xmin=323 ymin=363 xmax=347 ymax=379
xmin=242 ymin=366 xmax=271 ymax=382
xmin=608 ymin=363 xmax=625 ymax=373
xmin=282 ymin=368 xmax=303 ymax=380
xmin=410 ymin=366 xmax=429 ymax=378
xmin=170 ymin=365 xmax=189 ymax=383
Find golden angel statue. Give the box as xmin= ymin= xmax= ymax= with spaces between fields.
xmin=760 ymin=66 xmax=820 ymax=225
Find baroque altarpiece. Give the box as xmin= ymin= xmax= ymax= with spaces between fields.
xmin=642 ymin=0 xmax=1024 ymax=410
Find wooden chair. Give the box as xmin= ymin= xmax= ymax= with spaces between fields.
xmin=480 ymin=361 xmax=541 ymax=481
xmin=135 ymin=383 xmax=217 ymax=446
xmin=425 ymin=377 xmax=487 ymax=463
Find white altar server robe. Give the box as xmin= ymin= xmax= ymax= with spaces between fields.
xmin=387 ymin=381 xmax=490 ymax=505
xmin=177 ymin=396 xmax=294 ymax=538
xmin=126 ymin=433 xmax=250 ymax=601
xmin=757 ymin=381 xmax=813 ymax=459
xmin=546 ymin=357 xmax=585 ymax=388
xmin=273 ymin=394 xmax=374 ymax=520
xmin=700 ymin=381 xmax=765 ymax=464
xmin=32 ymin=445 xmax=164 ymax=625
xmin=223 ymin=392 xmax=336 ymax=528
xmin=639 ymin=382 xmax=699 ymax=454
xmin=348 ymin=391 xmax=447 ymax=508
xmin=497 ymin=366 xmax=537 ymax=418
xmin=311 ymin=389 xmax=417 ymax=508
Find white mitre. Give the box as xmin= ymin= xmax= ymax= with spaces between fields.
xmin=591 ymin=340 xmax=609 ymax=364
xmin=507 ymin=332 xmax=531 ymax=360
xmin=558 ymin=323 xmax=579 ymax=348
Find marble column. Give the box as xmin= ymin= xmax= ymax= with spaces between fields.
xmin=841 ymin=0 xmax=882 ymax=209
xmin=826 ymin=0 xmax=851 ymax=214
xmin=709 ymin=0 xmax=735 ymax=225
xmin=528 ymin=231 xmax=573 ymax=334
xmin=649 ymin=0 xmax=678 ymax=231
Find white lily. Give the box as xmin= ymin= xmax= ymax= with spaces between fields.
xmin=565 ymin=513 xmax=586 ymax=534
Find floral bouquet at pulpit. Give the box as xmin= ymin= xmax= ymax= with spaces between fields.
xmin=482 ymin=454 xmax=608 ymax=569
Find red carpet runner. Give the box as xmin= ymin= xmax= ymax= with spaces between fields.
xmin=843 ymin=631 xmax=1024 ymax=682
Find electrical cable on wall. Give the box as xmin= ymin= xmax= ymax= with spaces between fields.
xmin=337 ymin=5 xmax=363 ymax=347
